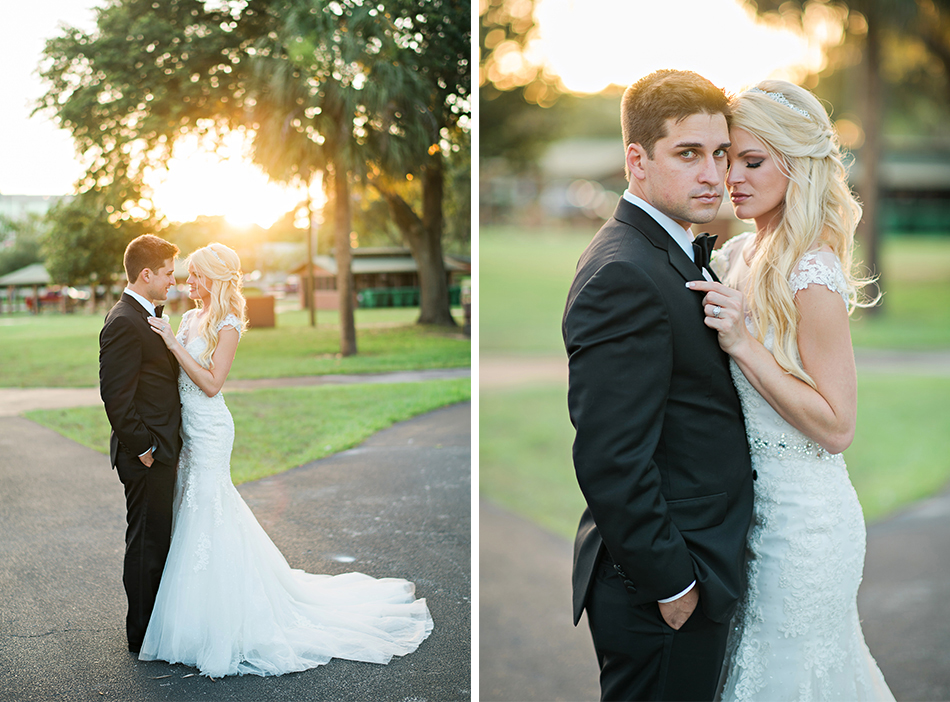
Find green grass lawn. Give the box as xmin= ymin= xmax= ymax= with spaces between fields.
xmin=480 ymin=227 xmax=950 ymax=535
xmin=480 ymin=227 xmax=950 ymax=353
xmin=479 ymin=228 xmax=590 ymax=354
xmin=0 ymin=306 xmax=469 ymax=388
xmin=480 ymin=374 xmax=950 ymax=539
xmin=26 ymin=378 xmax=470 ymax=484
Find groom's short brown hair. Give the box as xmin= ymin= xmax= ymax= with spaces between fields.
xmin=621 ymin=70 xmax=731 ymax=171
xmin=124 ymin=235 xmax=179 ymax=284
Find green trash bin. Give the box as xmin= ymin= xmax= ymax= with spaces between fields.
xmin=448 ymin=285 xmax=461 ymax=306
xmin=376 ymin=288 xmax=392 ymax=307
xmin=359 ymin=289 xmax=376 ymax=308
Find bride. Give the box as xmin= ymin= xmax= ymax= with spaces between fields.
xmin=141 ymin=243 xmax=433 ymax=678
xmin=687 ymin=81 xmax=894 ymax=700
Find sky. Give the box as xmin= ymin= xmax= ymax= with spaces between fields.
xmin=2 ymin=0 xmax=839 ymax=225
xmin=0 ymin=0 xmax=302 ymax=227
xmin=530 ymin=0 xmax=840 ymax=95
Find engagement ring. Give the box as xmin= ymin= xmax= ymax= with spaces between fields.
xmin=712 ymin=305 xmax=722 ymax=318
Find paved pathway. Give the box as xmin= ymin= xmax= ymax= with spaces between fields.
xmin=0 ymin=401 xmax=471 ymax=701
xmin=480 ymin=350 xmax=950 ymax=388
xmin=480 ymin=490 xmax=950 ymax=702
xmin=0 ymin=367 xmax=471 ymax=417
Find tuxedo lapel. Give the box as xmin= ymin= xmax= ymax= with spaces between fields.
xmin=120 ymin=293 xmax=155 ymax=324
xmin=612 ymin=199 xmax=707 ymax=284
xmin=120 ymin=294 xmax=179 ymax=375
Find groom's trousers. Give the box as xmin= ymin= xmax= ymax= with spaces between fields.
xmin=586 ymin=555 xmax=730 ymax=702
xmin=115 ymin=452 xmax=176 ymax=651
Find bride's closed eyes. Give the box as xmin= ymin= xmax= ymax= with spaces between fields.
xmin=727 ymin=158 xmax=764 ymax=171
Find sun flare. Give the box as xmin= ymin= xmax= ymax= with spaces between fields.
xmin=146 ymin=131 xmax=306 ymax=229
xmin=529 ymin=0 xmax=844 ymax=95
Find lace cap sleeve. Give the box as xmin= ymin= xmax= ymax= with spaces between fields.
xmin=216 ymin=313 xmax=243 ymax=340
xmin=789 ymin=250 xmax=849 ymax=305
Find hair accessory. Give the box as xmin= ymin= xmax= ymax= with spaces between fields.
xmin=747 ymin=87 xmax=810 ymax=119
xmin=207 ymin=246 xmax=227 ymax=267
xmin=207 ymin=245 xmax=241 ymax=282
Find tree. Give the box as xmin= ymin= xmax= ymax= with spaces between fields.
xmin=246 ymin=0 xmax=443 ymax=350
xmin=741 ymin=0 xmax=950 ymax=310
xmin=479 ymin=0 xmax=564 ymax=168
xmin=0 ymin=213 xmax=48 ymax=277
xmin=36 ymin=0 xmax=466 ymax=348
xmin=442 ymin=127 xmax=471 ymax=255
xmin=43 ymin=189 xmax=152 ymax=304
xmin=363 ymin=0 xmax=470 ymax=327
xmin=245 ymin=0 xmax=469 ymax=329
xmin=35 ymin=0 xmax=260 ymax=303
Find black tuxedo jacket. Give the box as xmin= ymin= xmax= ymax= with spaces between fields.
xmin=99 ymin=294 xmax=182 ymax=468
xmin=562 ymin=198 xmax=754 ymax=625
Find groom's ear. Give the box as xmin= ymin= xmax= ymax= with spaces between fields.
xmin=135 ymin=267 xmax=154 ymax=286
xmin=626 ymin=143 xmax=648 ymax=182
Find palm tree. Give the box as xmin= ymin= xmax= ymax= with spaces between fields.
xmin=247 ymin=0 xmax=433 ymax=354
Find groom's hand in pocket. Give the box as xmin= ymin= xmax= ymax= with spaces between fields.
xmin=139 ymin=448 xmax=155 ymax=467
xmin=658 ymin=587 xmax=699 ymax=630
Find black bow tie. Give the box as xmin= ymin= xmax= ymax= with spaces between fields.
xmin=153 ymin=305 xmax=164 ymax=318
xmin=692 ymin=233 xmax=717 ymax=272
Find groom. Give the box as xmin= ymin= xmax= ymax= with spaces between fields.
xmin=563 ymin=70 xmax=754 ymax=701
xmin=99 ymin=234 xmax=181 ymax=654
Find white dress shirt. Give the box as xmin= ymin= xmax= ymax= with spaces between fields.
xmin=622 ymin=191 xmax=714 ymax=282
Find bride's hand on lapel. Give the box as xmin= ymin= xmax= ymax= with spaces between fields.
xmin=148 ymin=316 xmax=178 ymax=350
xmin=686 ymin=280 xmax=750 ymax=356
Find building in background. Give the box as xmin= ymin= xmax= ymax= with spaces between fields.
xmin=293 ymin=246 xmax=469 ymax=310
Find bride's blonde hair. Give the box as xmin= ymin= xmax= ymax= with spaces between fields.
xmin=728 ymin=80 xmax=876 ymax=388
xmin=186 ymin=243 xmax=247 ymax=368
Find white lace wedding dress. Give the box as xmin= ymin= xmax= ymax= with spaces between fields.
xmin=714 ymin=234 xmax=894 ymax=701
xmin=139 ymin=309 xmax=433 ymax=677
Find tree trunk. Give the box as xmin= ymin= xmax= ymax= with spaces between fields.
xmin=305 ymin=177 xmax=316 ymax=328
xmin=332 ymin=165 xmax=357 ymax=356
xmin=373 ymin=151 xmax=457 ymax=327
xmin=418 ymin=150 xmax=457 ymax=327
xmin=857 ymin=17 xmax=884 ymax=313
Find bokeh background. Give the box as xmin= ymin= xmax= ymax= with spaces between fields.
xmin=479 ymin=0 xmax=950 ymax=699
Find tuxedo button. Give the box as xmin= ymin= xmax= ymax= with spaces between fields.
xmin=623 ymin=581 xmax=636 ymax=594
xmin=752 ymin=470 xmax=758 ymax=481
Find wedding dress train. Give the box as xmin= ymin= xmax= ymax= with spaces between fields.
xmin=715 ymin=235 xmax=894 ymax=701
xmin=139 ymin=311 xmax=433 ymax=677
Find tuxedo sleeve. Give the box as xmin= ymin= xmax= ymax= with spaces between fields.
xmin=99 ymin=315 xmax=153 ymax=458
xmin=565 ymin=259 xmax=695 ymax=602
